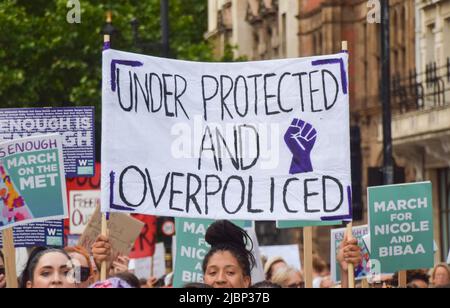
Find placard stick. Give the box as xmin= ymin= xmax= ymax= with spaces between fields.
xmin=100 ymin=213 xmax=108 ymax=281
xmin=150 ymin=255 xmax=155 ymax=278
xmin=100 ymin=17 xmax=111 ymax=281
xmin=340 ymin=40 xmax=355 ymax=289
xmin=345 ymin=223 xmax=355 ymax=288
xmin=303 ymin=227 xmax=313 ymax=288
xmin=398 ymin=270 xmax=407 ymax=288
xmin=2 ymin=228 xmax=18 ymax=288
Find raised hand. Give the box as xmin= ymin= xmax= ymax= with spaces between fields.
xmin=284 ymin=119 xmax=317 ymax=174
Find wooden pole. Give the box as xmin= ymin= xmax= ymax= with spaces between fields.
xmin=346 ymin=223 xmax=355 ymax=288
xmin=341 ymin=40 xmax=354 ymax=289
xmin=398 ymin=270 xmax=407 ymax=288
xmin=100 ymin=214 xmax=108 ymax=281
xmin=2 ymin=228 xmax=18 ymax=288
xmin=100 ymin=15 xmax=111 ymax=281
xmin=303 ymin=227 xmax=313 ymax=288
xmin=150 ymin=255 xmax=154 ymax=278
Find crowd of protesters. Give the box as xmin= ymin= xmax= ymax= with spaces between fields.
xmin=0 ymin=220 xmax=449 ymax=288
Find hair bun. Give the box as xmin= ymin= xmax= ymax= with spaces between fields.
xmin=205 ymin=220 xmax=247 ymax=249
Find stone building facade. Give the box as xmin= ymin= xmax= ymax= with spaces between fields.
xmin=207 ymin=0 xmax=450 ymax=263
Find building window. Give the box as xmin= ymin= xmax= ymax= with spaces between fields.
xmin=439 ymin=168 xmax=450 ymax=261
xmin=426 ymin=24 xmax=435 ymax=64
xmin=281 ymin=13 xmax=287 ymax=57
xmin=444 ymin=18 xmax=450 ymax=63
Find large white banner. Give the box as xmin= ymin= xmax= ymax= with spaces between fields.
xmin=101 ymin=49 xmax=352 ymax=221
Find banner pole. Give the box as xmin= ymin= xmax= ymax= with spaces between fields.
xmin=398 ymin=270 xmax=407 ymax=288
xmin=2 ymin=228 xmax=18 ymax=288
xmin=341 ymin=40 xmax=355 ymax=289
xmin=100 ymin=213 xmax=108 ymax=281
xmin=303 ymin=227 xmax=313 ymax=288
xmin=150 ymin=255 xmax=154 ymax=278
xmin=100 ymin=21 xmax=111 ymax=281
xmin=345 ymin=223 xmax=355 ymax=288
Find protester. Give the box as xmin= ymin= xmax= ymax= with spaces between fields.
xmin=110 ymin=255 xmax=130 ymax=276
xmin=113 ymin=271 xmax=141 ymax=288
xmin=202 ymin=220 xmax=256 ymax=288
xmin=90 ymin=234 xmax=132 ymax=278
xmin=91 ymin=234 xmax=112 ymax=271
xmin=20 ymin=247 xmax=75 ymax=288
xmin=0 ymin=250 xmax=6 ymax=288
xmin=251 ymin=281 xmax=282 ymax=288
xmin=64 ymin=246 xmax=94 ymax=288
xmin=391 ymin=270 xmax=430 ymax=288
xmin=264 ymin=256 xmax=287 ymax=281
xmin=139 ymin=278 xmax=148 ymax=288
xmin=431 ymin=263 xmax=450 ymax=288
xmin=183 ymin=282 xmax=213 ymax=288
xmin=271 ymin=266 xmax=304 ymax=288
xmin=89 ymin=277 xmax=132 ymax=288
xmin=407 ymin=270 xmax=430 ymax=289
xmin=312 ymin=254 xmax=332 ymax=288
xmin=313 ymin=254 xmax=330 ymax=277
xmin=336 ymin=231 xmax=363 ymax=288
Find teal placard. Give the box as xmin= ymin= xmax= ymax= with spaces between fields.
xmin=0 ymin=135 xmax=67 ymax=230
xmin=277 ymin=220 xmax=342 ymax=229
xmin=173 ymin=218 xmax=248 ymax=288
xmin=368 ymin=182 xmax=434 ymax=273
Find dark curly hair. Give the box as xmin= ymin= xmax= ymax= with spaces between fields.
xmin=202 ymin=220 xmax=256 ymax=277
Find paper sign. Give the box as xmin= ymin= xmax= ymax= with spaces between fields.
xmin=129 ymin=214 xmax=157 ymax=259
xmin=0 ymin=107 xmax=95 ymax=177
xmin=78 ymin=206 xmax=144 ymax=261
xmin=368 ymin=182 xmax=434 ymax=273
xmin=130 ymin=243 xmax=166 ymax=280
xmin=69 ymin=190 xmax=99 ymax=235
xmin=0 ymin=220 xmax=64 ymax=248
xmin=101 ymin=49 xmax=352 ymax=222
xmin=0 ymin=135 xmax=68 ymax=231
xmin=330 ymin=225 xmax=370 ymax=283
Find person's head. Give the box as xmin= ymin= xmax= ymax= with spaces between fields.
xmin=264 ymin=256 xmax=287 ymax=281
xmin=89 ymin=277 xmax=132 ymax=288
xmin=271 ymin=266 xmax=304 ymax=288
xmin=21 ymin=247 xmax=75 ymax=289
xmin=432 ymin=264 xmax=450 ymax=287
xmin=250 ymin=281 xmax=282 ymax=288
xmin=203 ymin=220 xmax=256 ymax=288
xmin=183 ymin=282 xmax=213 ymax=288
xmin=139 ymin=278 xmax=148 ymax=288
xmin=64 ymin=246 xmax=94 ymax=288
xmin=313 ymin=254 xmax=329 ymax=276
xmin=409 ymin=270 xmax=430 ymax=288
xmin=113 ymin=272 xmax=141 ymax=288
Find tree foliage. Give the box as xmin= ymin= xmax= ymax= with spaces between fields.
xmin=0 ymin=0 xmax=215 ymax=109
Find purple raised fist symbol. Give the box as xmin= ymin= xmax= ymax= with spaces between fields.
xmin=284 ymin=119 xmax=317 ymax=174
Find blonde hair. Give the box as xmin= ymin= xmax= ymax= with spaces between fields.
xmin=271 ymin=266 xmax=302 ymax=287
xmin=431 ymin=263 xmax=450 ymax=281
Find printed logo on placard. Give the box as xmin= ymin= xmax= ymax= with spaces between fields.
xmin=162 ymin=221 xmax=175 ymax=236
xmin=77 ymin=159 xmax=94 ymax=175
xmin=46 ymin=236 xmax=63 ymax=246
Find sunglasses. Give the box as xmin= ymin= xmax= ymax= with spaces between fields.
xmin=0 ymin=267 xmax=5 ymax=276
xmin=74 ymin=266 xmax=91 ymax=283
